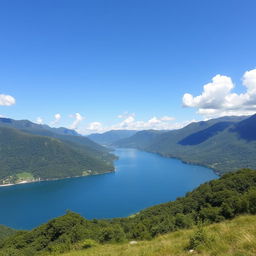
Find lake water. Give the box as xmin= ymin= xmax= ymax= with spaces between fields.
xmin=0 ymin=148 xmax=218 ymax=229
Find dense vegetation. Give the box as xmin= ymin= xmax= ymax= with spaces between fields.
xmin=114 ymin=115 xmax=256 ymax=173
xmin=0 ymin=226 xmax=16 ymax=243
xmin=0 ymin=123 xmax=115 ymax=184
xmin=57 ymin=215 xmax=256 ymax=256
xmin=88 ymin=130 xmax=138 ymax=146
xmin=1 ymin=169 xmax=256 ymax=255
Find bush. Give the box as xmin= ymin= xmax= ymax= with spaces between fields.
xmin=187 ymin=224 xmax=209 ymax=250
xmin=81 ymin=239 xmax=98 ymax=249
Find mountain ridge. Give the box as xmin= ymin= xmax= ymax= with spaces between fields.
xmin=113 ymin=115 xmax=253 ymax=173
xmin=0 ymin=119 xmax=115 ymax=185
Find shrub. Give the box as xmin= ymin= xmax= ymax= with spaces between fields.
xmin=187 ymin=224 xmax=209 ymax=250
xmin=81 ymin=239 xmax=98 ymax=249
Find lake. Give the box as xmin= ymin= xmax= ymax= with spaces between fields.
xmin=0 ymin=148 xmax=218 ymax=229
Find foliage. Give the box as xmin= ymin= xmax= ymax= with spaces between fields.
xmin=187 ymin=223 xmax=211 ymax=250
xmin=0 ymin=225 xmax=16 ymax=244
xmin=0 ymin=126 xmax=114 ymax=184
xmin=57 ymin=215 xmax=256 ymax=256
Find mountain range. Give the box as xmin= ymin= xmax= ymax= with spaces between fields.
xmin=88 ymin=130 xmax=138 ymax=146
xmin=91 ymin=115 xmax=256 ymax=174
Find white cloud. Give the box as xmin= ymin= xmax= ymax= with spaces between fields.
xmin=78 ymin=113 xmax=178 ymax=135
xmin=0 ymin=94 xmax=16 ymax=106
xmin=36 ymin=117 xmax=43 ymax=124
xmin=51 ymin=113 xmax=61 ymax=126
xmin=70 ymin=113 xmax=85 ymax=130
xmin=88 ymin=122 xmax=103 ymax=131
xmin=182 ymin=68 xmax=256 ymax=118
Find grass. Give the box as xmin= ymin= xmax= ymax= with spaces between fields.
xmin=56 ymin=215 xmax=256 ymax=256
xmin=16 ymin=172 xmax=34 ymax=181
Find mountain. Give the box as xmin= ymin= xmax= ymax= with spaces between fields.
xmin=0 ymin=118 xmax=108 ymax=154
xmin=232 ymin=114 xmax=256 ymax=141
xmin=0 ymin=118 xmax=115 ymax=185
xmin=1 ymin=168 xmax=256 ymax=255
xmin=114 ymin=130 xmax=167 ymax=149
xmin=88 ymin=130 xmax=138 ymax=145
xmin=114 ymin=115 xmax=252 ymax=173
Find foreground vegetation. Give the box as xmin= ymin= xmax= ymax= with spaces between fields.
xmin=0 ymin=226 xmax=16 ymax=243
xmin=1 ymin=169 xmax=256 ymax=255
xmin=59 ymin=215 xmax=256 ymax=256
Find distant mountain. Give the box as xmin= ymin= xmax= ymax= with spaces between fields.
xmin=232 ymin=114 xmax=256 ymax=141
xmin=178 ymin=121 xmax=233 ymax=145
xmin=0 ymin=119 xmax=115 ymax=185
xmin=113 ymin=115 xmax=253 ymax=173
xmin=114 ymin=130 xmax=167 ymax=149
xmin=0 ymin=118 xmax=109 ymax=154
xmin=0 ymin=118 xmax=79 ymax=136
xmin=88 ymin=130 xmax=138 ymax=145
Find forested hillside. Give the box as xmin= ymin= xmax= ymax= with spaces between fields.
xmin=88 ymin=130 xmax=137 ymax=145
xmin=114 ymin=115 xmax=255 ymax=173
xmin=0 ymin=125 xmax=114 ymax=185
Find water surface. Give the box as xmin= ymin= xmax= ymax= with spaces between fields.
xmin=0 ymin=148 xmax=218 ymax=229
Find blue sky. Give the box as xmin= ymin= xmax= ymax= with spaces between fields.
xmin=0 ymin=0 xmax=256 ymax=134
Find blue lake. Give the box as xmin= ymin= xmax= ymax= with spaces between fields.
xmin=0 ymin=148 xmax=218 ymax=229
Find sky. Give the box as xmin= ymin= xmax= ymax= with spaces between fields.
xmin=0 ymin=0 xmax=256 ymax=134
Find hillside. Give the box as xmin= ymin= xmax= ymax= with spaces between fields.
xmin=0 ymin=126 xmax=114 ymax=185
xmin=114 ymin=130 xmax=166 ymax=149
xmin=88 ymin=130 xmax=138 ymax=146
xmin=0 ymin=118 xmax=109 ymax=154
xmin=1 ymin=169 xmax=256 ymax=255
xmin=0 ymin=225 xmax=16 ymax=243
xmin=60 ymin=215 xmax=256 ymax=256
xmin=114 ymin=115 xmax=254 ymax=173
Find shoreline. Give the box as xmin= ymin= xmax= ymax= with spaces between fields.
xmin=0 ymin=149 xmax=221 ymax=188
xmin=116 ymin=147 xmax=221 ymax=176
xmin=148 ymin=150 xmax=221 ymax=176
xmin=0 ymin=169 xmax=115 ymax=188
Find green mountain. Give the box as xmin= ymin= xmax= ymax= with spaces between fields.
xmin=88 ymin=130 xmax=138 ymax=146
xmin=0 ymin=118 xmax=109 ymax=154
xmin=0 ymin=168 xmax=256 ymax=255
xmin=0 ymin=119 xmax=115 ymax=185
xmin=114 ymin=115 xmax=253 ymax=173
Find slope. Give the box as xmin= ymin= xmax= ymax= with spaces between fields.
xmin=114 ymin=115 xmax=253 ymax=173
xmin=88 ymin=130 xmax=137 ymax=146
xmin=0 ymin=126 xmax=114 ymax=184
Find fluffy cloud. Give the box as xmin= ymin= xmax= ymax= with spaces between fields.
xmin=51 ymin=113 xmax=61 ymax=126
xmin=79 ymin=113 xmax=178 ymax=134
xmin=114 ymin=113 xmax=175 ymax=130
xmin=0 ymin=94 xmax=16 ymax=106
xmin=87 ymin=122 xmax=103 ymax=131
xmin=183 ymin=69 xmax=256 ymax=117
xmin=70 ymin=113 xmax=84 ymax=130
xmin=36 ymin=117 xmax=43 ymax=124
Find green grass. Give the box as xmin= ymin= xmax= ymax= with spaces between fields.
xmin=58 ymin=215 xmax=256 ymax=256
xmin=16 ymin=172 xmax=34 ymax=181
